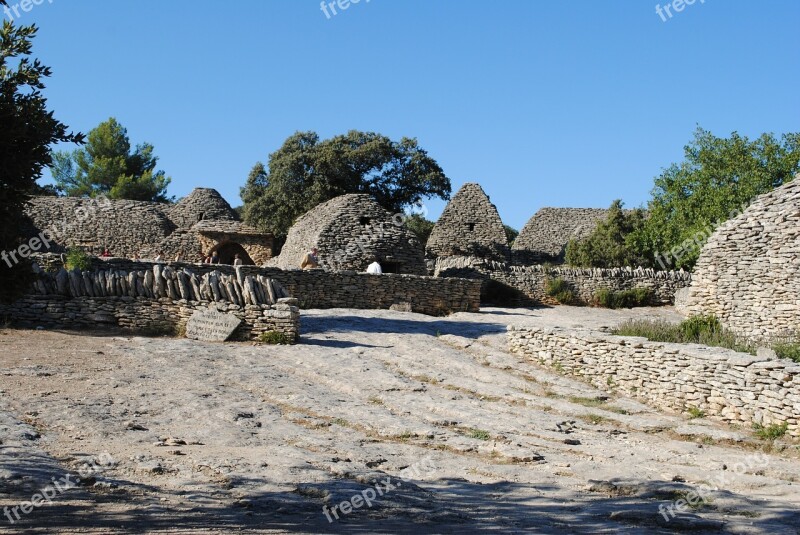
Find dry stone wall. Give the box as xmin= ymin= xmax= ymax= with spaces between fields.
xmin=677 ymin=177 xmax=800 ymax=342
xmin=426 ymin=183 xmax=509 ymax=261
xmin=26 ymin=255 xmax=481 ymax=316
xmin=512 ymin=208 xmax=609 ymax=264
xmin=0 ymin=257 xmax=299 ymax=341
xmin=435 ymin=256 xmax=691 ymax=306
xmin=2 ymin=296 xmax=299 ymax=342
xmin=508 ymin=326 xmax=800 ymax=437
xmin=271 ymin=194 xmax=426 ymax=275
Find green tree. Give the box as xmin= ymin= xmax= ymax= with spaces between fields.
xmin=503 ymin=225 xmax=519 ymax=247
xmin=405 ymin=214 xmax=436 ymax=247
xmin=241 ymin=130 xmax=451 ymax=237
xmin=51 ymin=117 xmax=172 ymax=202
xmin=0 ymin=17 xmax=84 ymax=303
xmin=565 ymin=200 xmax=648 ymax=268
xmin=633 ymin=128 xmax=800 ymax=270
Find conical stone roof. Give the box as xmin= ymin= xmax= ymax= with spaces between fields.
xmin=426 ymin=183 xmax=509 ymax=261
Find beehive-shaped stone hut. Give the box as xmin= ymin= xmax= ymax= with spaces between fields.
xmin=677 ymin=176 xmax=800 ymax=341
xmin=24 ymin=196 xmax=176 ymax=257
xmin=425 ymin=183 xmax=509 ymax=261
xmin=167 ymin=187 xmax=238 ymax=228
xmin=23 ymin=188 xmax=273 ymax=264
xmin=271 ymin=194 xmax=426 ymax=274
xmin=512 ymin=208 xmax=609 ymax=264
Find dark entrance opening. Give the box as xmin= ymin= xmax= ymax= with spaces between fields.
xmin=211 ymin=242 xmax=255 ymax=265
xmin=382 ymin=261 xmax=400 ymax=274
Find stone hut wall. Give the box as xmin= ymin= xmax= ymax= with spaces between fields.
xmin=425 ymin=183 xmax=509 ymax=261
xmin=22 ymin=188 xmax=272 ymax=262
xmin=677 ymin=177 xmax=800 ymax=342
xmin=166 ymin=187 xmax=238 ymax=228
xmin=272 ymin=194 xmax=426 ymax=275
xmin=435 ymin=256 xmax=690 ymax=306
xmin=24 ymin=196 xmax=176 ymax=257
xmin=508 ymin=326 xmax=800 ymax=437
xmin=512 ymin=208 xmax=609 ymax=264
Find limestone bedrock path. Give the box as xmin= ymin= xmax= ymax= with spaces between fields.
xmin=0 ymin=306 xmax=798 ymax=534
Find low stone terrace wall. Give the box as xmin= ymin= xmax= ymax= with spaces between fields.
xmin=435 ymin=256 xmax=691 ymax=306
xmin=1 ymin=296 xmax=299 ymax=342
xmin=508 ymin=326 xmax=800 ymax=438
xmin=29 ymin=255 xmax=482 ymax=316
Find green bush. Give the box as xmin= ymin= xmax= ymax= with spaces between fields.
xmin=258 ymin=331 xmax=290 ymax=344
xmin=679 ymin=315 xmax=721 ymax=340
xmin=545 ymin=278 xmax=578 ymax=305
xmin=613 ymin=315 xmax=753 ymax=354
xmin=564 ymin=200 xmax=649 ymax=269
xmin=752 ymin=422 xmax=788 ymax=441
xmin=65 ymin=247 xmax=92 ymax=271
xmin=773 ymin=342 xmax=800 ymax=363
xmin=593 ymin=287 xmax=652 ymax=309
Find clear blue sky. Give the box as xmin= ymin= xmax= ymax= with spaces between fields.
xmin=15 ymin=0 xmax=800 ymax=230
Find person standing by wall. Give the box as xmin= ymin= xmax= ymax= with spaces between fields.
xmin=300 ymin=247 xmax=319 ymax=270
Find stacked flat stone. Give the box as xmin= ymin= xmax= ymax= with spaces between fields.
xmin=508 ymin=325 xmax=800 ymax=437
xmin=3 ymin=295 xmax=300 ymax=342
xmin=26 ymin=264 xmax=288 ymax=307
xmin=677 ymin=176 xmax=800 ymax=342
xmin=426 ymin=183 xmax=509 ymax=262
xmin=512 ymin=207 xmax=610 ymax=264
xmin=23 ymin=188 xmax=273 ymax=264
xmin=270 ymin=194 xmax=427 ymax=275
xmin=22 ymin=255 xmax=481 ymax=317
xmin=435 ymin=255 xmax=691 ymax=306
xmin=167 ymin=187 xmax=238 ymax=227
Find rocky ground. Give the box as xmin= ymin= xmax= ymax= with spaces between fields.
xmin=0 ymin=305 xmax=798 ymax=534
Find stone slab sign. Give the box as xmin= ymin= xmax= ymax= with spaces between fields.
xmin=186 ymin=309 xmax=242 ymax=342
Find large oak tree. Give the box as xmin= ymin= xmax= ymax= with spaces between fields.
xmin=0 ymin=15 xmax=84 ymax=302
xmin=241 ymin=131 xmax=451 ymax=237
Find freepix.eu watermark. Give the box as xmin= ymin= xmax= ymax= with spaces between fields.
xmin=323 ymin=456 xmax=437 ymax=522
xmin=320 ymin=0 xmax=370 ymax=20
xmin=657 ymin=452 xmax=769 ymax=522
xmin=1 ymin=195 xmax=111 ymax=269
xmin=653 ymin=199 xmax=750 ymax=270
xmin=3 ymin=0 xmax=53 ymax=22
xmin=4 ymin=452 xmax=115 ymax=525
xmin=655 ymin=0 xmax=705 ymax=22
xmin=320 ymin=200 xmax=428 ymax=271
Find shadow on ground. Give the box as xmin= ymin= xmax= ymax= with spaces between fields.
xmin=3 ymin=454 xmax=797 ymax=534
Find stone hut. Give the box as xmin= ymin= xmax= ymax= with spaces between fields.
xmin=425 ymin=183 xmax=509 ymax=261
xmin=271 ymin=194 xmax=426 ymax=274
xmin=23 ymin=188 xmax=273 ymax=264
xmin=676 ymin=176 xmax=800 ymax=342
xmin=512 ymin=208 xmax=609 ymax=264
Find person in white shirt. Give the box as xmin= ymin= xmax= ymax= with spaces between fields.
xmin=366 ymin=257 xmax=382 ymax=274
xmin=233 ymin=253 xmax=243 ymax=266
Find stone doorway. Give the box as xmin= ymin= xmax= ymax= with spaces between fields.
xmin=211 ymin=242 xmax=255 ymax=265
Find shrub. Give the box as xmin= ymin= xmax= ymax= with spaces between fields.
xmin=593 ymin=287 xmax=652 ymax=309
xmin=773 ymin=342 xmax=800 ymax=363
xmin=613 ymin=315 xmax=753 ymax=354
xmin=687 ymin=407 xmax=705 ymax=419
xmin=545 ymin=278 xmax=578 ymax=305
xmin=679 ymin=315 xmax=722 ymax=340
xmin=752 ymin=422 xmax=788 ymax=441
xmin=564 ymin=200 xmax=649 ymax=268
xmin=258 ymin=331 xmax=290 ymax=344
xmin=65 ymin=247 xmax=92 ymax=271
